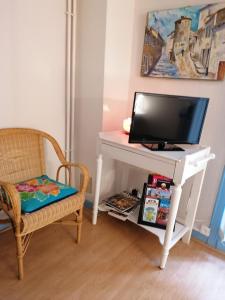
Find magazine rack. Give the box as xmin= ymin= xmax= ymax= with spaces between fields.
xmin=92 ymin=131 xmax=215 ymax=269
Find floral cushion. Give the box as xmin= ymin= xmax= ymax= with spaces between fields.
xmin=16 ymin=175 xmax=78 ymax=213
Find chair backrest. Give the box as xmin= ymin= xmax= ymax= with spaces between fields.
xmin=0 ymin=128 xmax=47 ymax=183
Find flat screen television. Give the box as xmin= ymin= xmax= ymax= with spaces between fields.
xmin=129 ymin=92 xmax=209 ymax=151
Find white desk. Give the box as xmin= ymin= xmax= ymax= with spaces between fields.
xmin=92 ymin=131 xmax=215 ymax=268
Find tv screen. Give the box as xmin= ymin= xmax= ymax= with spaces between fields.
xmin=129 ymin=92 xmax=209 ymax=147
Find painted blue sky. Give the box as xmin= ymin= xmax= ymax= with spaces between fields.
xmin=148 ymin=5 xmax=205 ymax=40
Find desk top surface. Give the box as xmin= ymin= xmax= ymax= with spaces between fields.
xmin=99 ymin=131 xmax=209 ymax=163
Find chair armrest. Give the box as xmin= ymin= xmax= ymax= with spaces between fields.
xmin=0 ymin=180 xmax=21 ymax=224
xmin=56 ymin=163 xmax=90 ymax=193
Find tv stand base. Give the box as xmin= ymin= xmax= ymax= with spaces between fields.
xmin=142 ymin=143 xmax=184 ymax=151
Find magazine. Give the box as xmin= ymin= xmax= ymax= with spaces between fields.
xmin=105 ymin=192 xmax=139 ymax=213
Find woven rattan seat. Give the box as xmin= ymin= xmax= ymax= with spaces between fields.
xmin=0 ymin=128 xmax=89 ymax=280
xmin=21 ymin=194 xmax=83 ymax=235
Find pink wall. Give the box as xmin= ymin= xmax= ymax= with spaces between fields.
xmin=76 ymin=0 xmax=225 ymax=230
xmin=127 ymin=0 xmax=225 ymax=229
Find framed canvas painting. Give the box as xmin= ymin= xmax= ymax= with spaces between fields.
xmin=141 ymin=3 xmax=225 ymax=80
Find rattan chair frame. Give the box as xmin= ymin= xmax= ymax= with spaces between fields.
xmin=0 ymin=128 xmax=89 ymax=280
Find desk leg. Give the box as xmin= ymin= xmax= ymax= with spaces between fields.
xmin=92 ymin=154 xmax=103 ymax=225
xmin=160 ymin=184 xmax=182 ymax=269
xmin=182 ymin=169 xmax=206 ymax=244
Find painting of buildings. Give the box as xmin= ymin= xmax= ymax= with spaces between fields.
xmin=141 ymin=3 xmax=225 ymax=80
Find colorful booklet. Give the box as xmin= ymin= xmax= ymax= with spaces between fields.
xmin=138 ymin=183 xmax=173 ymax=230
xmin=142 ymin=197 xmax=159 ymax=223
xmin=148 ymin=174 xmax=173 ymax=188
xmin=146 ymin=186 xmax=171 ymax=199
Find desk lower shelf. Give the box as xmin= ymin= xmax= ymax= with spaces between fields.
xmin=99 ymin=204 xmax=189 ymax=247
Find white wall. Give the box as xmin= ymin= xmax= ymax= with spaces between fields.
xmin=127 ymin=0 xmax=225 ymax=230
xmin=0 ymin=1 xmax=15 ymax=127
xmin=75 ymin=0 xmax=107 ymax=196
xmin=103 ymin=0 xmax=135 ymax=131
xmin=0 ymin=0 xmax=66 ymax=177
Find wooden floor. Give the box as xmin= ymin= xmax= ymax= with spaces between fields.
xmin=0 ymin=210 xmax=225 ymax=300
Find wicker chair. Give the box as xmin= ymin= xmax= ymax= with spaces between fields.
xmin=0 ymin=128 xmax=89 ymax=280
